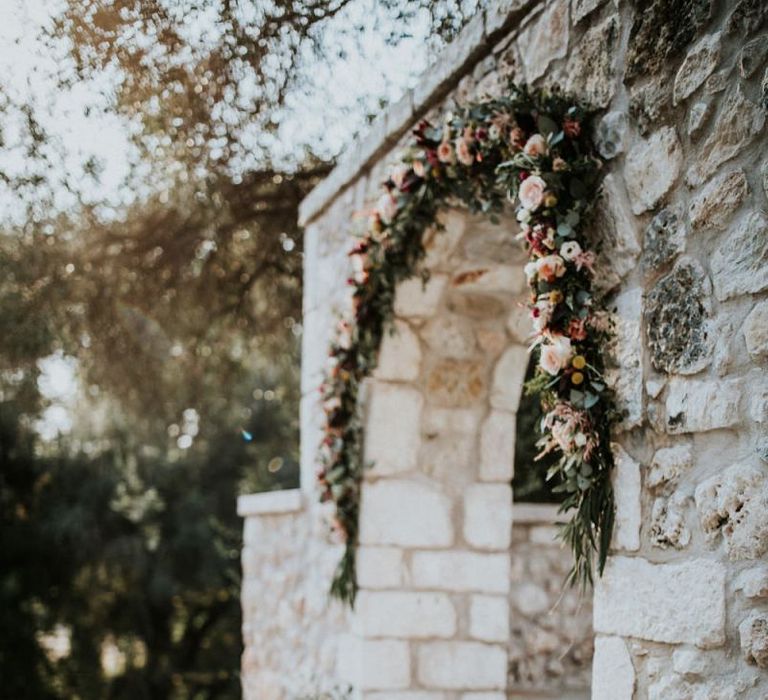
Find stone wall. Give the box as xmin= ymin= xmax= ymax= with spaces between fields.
xmin=239 ymin=0 xmax=768 ymax=697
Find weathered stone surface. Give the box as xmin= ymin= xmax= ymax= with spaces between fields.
xmin=650 ymin=493 xmax=691 ymax=549
xmin=463 ymin=483 xmax=512 ymax=550
xmin=421 ymin=315 xmax=476 ymax=359
xmin=695 ymin=463 xmax=768 ymax=560
xmin=594 ymin=557 xmax=726 ymax=647
xmin=411 ymin=551 xmax=510 ymax=594
xmin=511 ymin=581 xmax=550 ymax=616
xmin=711 ymin=211 xmax=768 ymax=301
xmin=422 ymin=406 xmax=481 ymax=436
xmin=461 ymin=215 xmax=524 ymax=264
xmin=629 ymin=76 xmax=671 ymax=137
xmin=644 ymin=257 xmax=713 ymax=375
xmin=419 ymin=432 xmax=475 ymax=490
xmin=688 ymin=101 xmax=710 ymax=138
xmin=593 ymin=174 xmax=641 ymax=287
xmin=704 ymin=68 xmax=728 ymax=94
xmin=689 ymin=169 xmax=749 ymax=231
xmin=572 ymin=0 xmax=603 ymax=23
xmin=594 ymin=111 xmax=628 ymax=160
xmin=735 ymin=565 xmax=768 ymax=599
xmin=417 ymin=641 xmax=507 ymax=690
xmin=688 ymin=87 xmax=765 ymax=186
xmin=740 ymin=612 xmax=768 ymax=668
xmin=642 ymin=205 xmax=686 ymax=272
xmin=357 ymin=546 xmax=406 ymax=589
xmin=625 ymin=0 xmax=712 ymax=81
xmin=365 ymin=383 xmax=424 ymax=474
xmin=423 ymin=209 xmax=465 ymax=269
xmin=725 ymin=0 xmax=768 ymax=35
xmin=479 ymin=410 xmax=516 ymax=482
xmin=450 ymin=265 xmax=524 ymax=294
xmin=606 ymin=288 xmax=644 ymax=430
xmin=346 ymin=638 xmax=411 ymax=690
xmin=375 ymin=320 xmax=422 ymax=381
xmin=666 ymin=377 xmax=741 ymax=433
xmin=469 ymin=595 xmax=509 ymax=643
xmin=446 ymin=292 xmax=507 ymax=319
xmin=743 ymin=300 xmax=768 ymax=359
xmin=611 ymin=444 xmax=641 ymax=552
xmin=517 ymin=1 xmax=569 ymax=82
xmin=592 ymin=636 xmax=635 ymax=700
xmin=763 ymin=160 xmax=768 ymax=200
xmin=648 ymin=444 xmax=693 ymax=492
xmin=394 ymin=275 xmax=447 ymax=317
xmin=672 ymin=647 xmax=719 ymax=679
xmin=565 ymin=14 xmax=619 ymax=108
xmin=490 ymin=345 xmax=527 ymax=411
xmin=625 ymin=127 xmax=683 ymax=214
xmin=426 ymin=359 xmax=487 ymax=407
xmin=739 ymin=34 xmax=768 ymax=77
xmin=359 ymin=479 xmax=453 ymax=547
xmin=355 ymin=591 xmax=456 ymax=639
xmin=673 ymin=32 xmax=722 ymax=105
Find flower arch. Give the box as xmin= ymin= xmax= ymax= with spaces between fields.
xmin=318 ymin=83 xmax=618 ymax=604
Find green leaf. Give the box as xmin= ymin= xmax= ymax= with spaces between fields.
xmin=537 ymin=115 xmax=558 ymax=135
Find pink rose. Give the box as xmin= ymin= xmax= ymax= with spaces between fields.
xmin=524 ymin=134 xmax=548 ymax=157
xmin=456 ymin=138 xmax=474 ymax=166
xmin=518 ymin=175 xmax=546 ymax=211
xmin=437 ymin=141 xmax=454 ymax=164
xmin=536 ymin=254 xmax=566 ymax=282
xmin=539 ymin=334 xmax=573 ymax=376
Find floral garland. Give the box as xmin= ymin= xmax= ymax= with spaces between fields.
xmin=318 ymin=83 xmax=618 ymax=605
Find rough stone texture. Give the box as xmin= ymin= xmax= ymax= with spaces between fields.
xmin=642 ymin=205 xmax=686 ymax=272
xmin=688 ymin=87 xmax=765 ymax=186
xmin=648 ymin=444 xmax=693 ymax=493
xmin=375 ymin=320 xmax=422 ymax=381
xmin=726 ymin=0 xmax=768 ymax=36
xmin=565 ymin=14 xmax=619 ymax=109
xmin=644 ymin=257 xmax=713 ymax=374
xmin=365 ymin=383 xmax=424 ymax=475
xmin=489 ymin=345 xmax=527 ymax=411
xmin=650 ymin=492 xmax=691 ymax=549
xmin=711 ymin=211 xmax=768 ymax=301
xmin=735 ymin=566 xmax=768 ymax=599
xmin=739 ymin=34 xmax=768 ymax=78
xmin=479 ymin=410 xmax=516 ymax=482
xmin=592 ymin=636 xmax=635 ymax=700
xmin=743 ymin=301 xmax=768 ymax=359
xmin=695 ymin=463 xmax=768 ymax=560
xmin=665 ymin=377 xmax=741 ymax=433
xmin=624 ymin=126 xmax=683 ymax=214
xmin=672 ymin=31 xmax=722 ymax=105
xmin=740 ymin=612 xmax=768 ymax=668
xmin=687 ymin=100 xmax=710 ymax=138
xmin=517 ymin=0 xmax=569 ymax=82
xmin=394 ymin=275 xmax=447 ymax=318
xmin=611 ymin=444 xmax=641 ymax=551
xmin=594 ymin=557 xmax=726 ymax=647
xmin=689 ymin=169 xmax=749 ymax=231
xmin=426 ymin=358 xmax=487 ymax=407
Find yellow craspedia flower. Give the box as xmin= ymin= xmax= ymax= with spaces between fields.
xmin=549 ymin=290 xmax=563 ymax=304
xmin=544 ymin=193 xmax=558 ymax=208
xmin=571 ymin=371 xmax=584 ymax=385
xmin=572 ymin=355 xmax=586 ymax=369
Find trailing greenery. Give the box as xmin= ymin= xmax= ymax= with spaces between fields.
xmin=318 ymin=82 xmax=619 ymax=604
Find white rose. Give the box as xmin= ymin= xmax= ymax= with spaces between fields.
xmin=536 ymin=254 xmax=566 ymax=282
xmin=519 ymin=175 xmax=546 ymax=211
xmin=524 ymin=134 xmax=548 ymax=157
xmin=560 ymin=241 xmax=582 ymax=261
xmin=539 ymin=334 xmax=573 ymax=376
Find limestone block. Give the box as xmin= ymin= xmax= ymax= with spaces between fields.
xmin=355 ymin=591 xmax=456 ymax=639
xmin=606 ymin=288 xmax=643 ymax=430
xmin=479 ymin=410 xmax=516 ymax=482
xmin=357 ymin=546 xmax=406 ymax=589
xmin=688 ymin=101 xmax=710 ymax=138
xmin=594 ymin=111 xmax=628 ymax=160
xmin=375 ymin=320 xmax=422 ymax=382
xmin=506 ymin=303 xmax=531 ymax=344
xmin=648 ymin=444 xmax=693 ymax=492
xmin=461 ymin=693 xmax=505 ymax=700
xmin=739 ymin=34 xmax=768 ymax=78
xmin=739 ymin=612 xmax=768 ymax=668
xmin=644 ymin=257 xmax=713 ymax=375
xmin=672 ymin=32 xmax=722 ymax=105
xmin=725 ymin=0 xmax=768 ymax=35
xmin=572 ymin=0 xmax=603 ymax=23
xmin=461 ymin=215 xmax=524 ymax=264
xmin=650 ymin=493 xmax=691 ymax=549
xmin=419 ymin=431 xmax=476 ymax=490
xmin=423 ymin=209 xmax=465 ymax=270
xmin=417 ymin=641 xmax=507 ymax=690
xmin=592 ymin=636 xmax=635 ymax=700
xmin=517 ymin=0 xmax=569 ymax=82
xmin=365 ymin=383 xmax=423 ymax=475
xmin=642 ymin=205 xmax=686 ymax=273
xmin=735 ymin=566 xmax=768 ymax=599
xmin=450 ymin=264 xmax=525 ymax=294
xmin=490 ymin=345 xmax=528 ymax=411
xmin=688 ymin=87 xmax=765 ymax=186
xmin=463 ymin=483 xmax=513 ymax=550
xmin=743 ymin=301 xmax=768 ymax=359
xmin=411 ymin=551 xmax=510 ymax=594
xmin=694 ymin=463 xmax=768 ymax=560
xmin=624 ymin=126 xmax=683 ymax=214
xmin=447 ymin=292 xmax=507 ymax=320
xmin=689 ymin=169 xmax=748 ymax=231
xmin=426 ymin=359 xmax=487 ymax=408
xmin=394 ymin=275 xmax=447 ymax=318
xmin=469 ymin=595 xmax=509 ymax=643
xmin=336 ymin=637 xmax=411 ymax=690
xmin=422 ymin=407 xmax=481 ymax=435
xmin=611 ymin=444 xmax=641 ymax=552
xmin=565 ymin=14 xmax=619 ymax=109
xmin=593 ymin=557 xmax=726 ymax=647
xmin=359 ymin=479 xmax=453 ymax=547
xmin=665 ymin=377 xmax=741 ymax=434
xmin=421 ymin=315 xmax=477 ymax=359
xmin=511 ymin=581 xmax=550 ymax=616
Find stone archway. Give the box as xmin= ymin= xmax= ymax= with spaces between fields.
xmin=342 ymin=207 xmax=593 ymax=697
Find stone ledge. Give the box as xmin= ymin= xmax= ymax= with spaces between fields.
xmin=513 ymin=502 xmax=563 ymax=524
xmin=298 ymin=0 xmax=542 ymax=226
xmin=237 ymin=489 xmax=303 ymax=517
